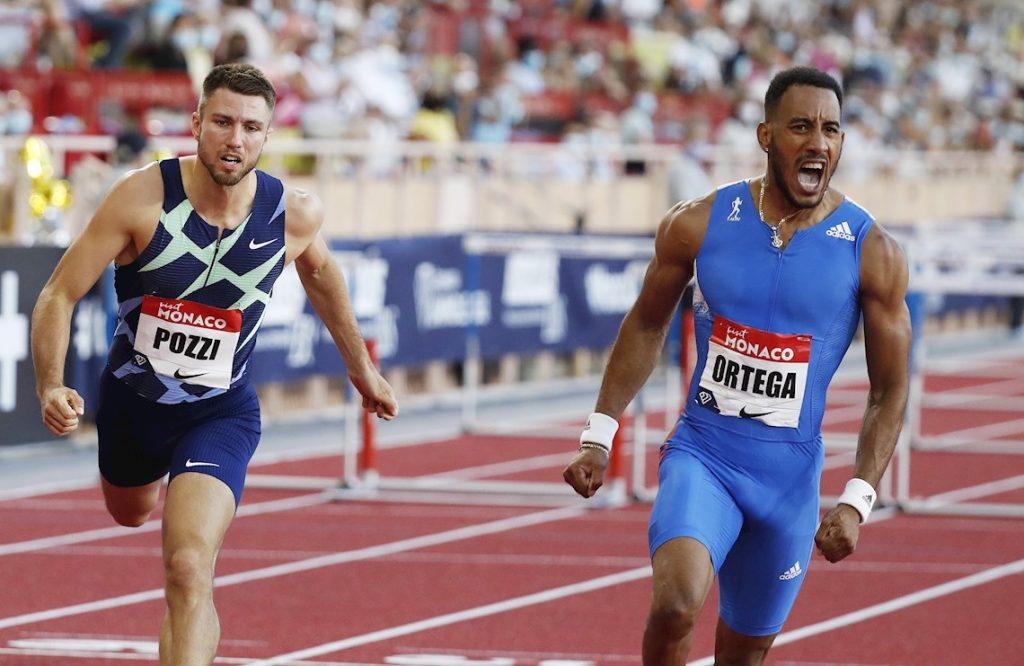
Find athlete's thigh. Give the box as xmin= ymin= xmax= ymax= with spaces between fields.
xmin=96 ymin=371 xmax=182 ymax=489
xmin=101 ymin=476 xmax=163 ymax=525
xmin=716 ymin=474 xmax=820 ymax=637
xmin=649 ymin=442 xmax=743 ymax=571
xmin=162 ymin=472 xmax=237 ymax=561
xmin=650 ymin=535 xmax=717 ymax=614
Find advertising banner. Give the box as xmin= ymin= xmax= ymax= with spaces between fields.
xmin=250 ymin=233 xmax=651 ymax=376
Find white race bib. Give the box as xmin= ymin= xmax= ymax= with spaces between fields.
xmin=134 ymin=295 xmax=242 ymax=389
xmin=695 ymin=316 xmax=811 ymax=427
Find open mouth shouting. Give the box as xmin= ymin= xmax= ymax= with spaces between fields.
xmin=796 ymin=160 xmax=825 ymax=196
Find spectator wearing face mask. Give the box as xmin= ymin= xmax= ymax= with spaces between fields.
xmin=451 ymin=53 xmax=480 ymax=139
xmin=140 ymin=12 xmax=195 ymax=71
xmin=3 ymin=90 xmax=34 ymax=136
xmin=505 ymin=35 xmax=547 ymax=96
xmin=137 ymin=12 xmax=216 ymax=92
xmin=290 ymin=34 xmax=350 ymax=139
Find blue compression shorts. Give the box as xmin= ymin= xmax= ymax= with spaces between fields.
xmin=96 ymin=370 xmax=261 ymax=505
xmin=648 ymin=420 xmax=824 ymax=636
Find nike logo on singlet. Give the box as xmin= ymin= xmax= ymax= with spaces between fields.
xmin=249 ymin=238 xmax=279 ymax=250
xmin=739 ymin=406 xmax=773 ymax=419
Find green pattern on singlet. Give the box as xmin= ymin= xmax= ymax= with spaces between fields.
xmin=141 ymin=198 xmax=285 ymax=317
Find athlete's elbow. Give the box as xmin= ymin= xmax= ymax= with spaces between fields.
xmin=866 ymin=382 xmax=909 ymax=413
xmin=31 ymin=287 xmax=71 ymax=325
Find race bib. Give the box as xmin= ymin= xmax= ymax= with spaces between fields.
xmin=134 ymin=295 xmax=242 ymax=389
xmin=695 ymin=316 xmax=811 ymax=427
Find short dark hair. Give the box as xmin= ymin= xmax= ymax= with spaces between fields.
xmin=199 ymin=63 xmax=277 ymax=116
xmin=764 ymin=66 xmax=842 ymax=121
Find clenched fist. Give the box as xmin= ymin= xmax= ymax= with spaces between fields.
xmin=814 ymin=504 xmax=861 ymax=563
xmin=39 ymin=386 xmax=85 ymax=437
xmin=562 ymin=447 xmax=609 ymax=498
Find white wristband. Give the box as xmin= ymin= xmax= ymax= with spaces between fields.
xmin=580 ymin=412 xmax=618 ymax=453
xmin=837 ymin=478 xmax=876 ymax=523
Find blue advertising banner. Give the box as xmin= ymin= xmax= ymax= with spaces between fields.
xmin=248 ymin=233 xmax=653 ymax=379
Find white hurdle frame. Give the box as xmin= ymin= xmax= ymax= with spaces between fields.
xmin=894 ymin=222 xmax=1024 ymax=517
xmin=253 ymin=232 xmax=658 ymax=507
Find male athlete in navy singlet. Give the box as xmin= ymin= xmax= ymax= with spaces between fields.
xmin=564 ymin=66 xmax=910 ymax=664
xmin=32 ymin=63 xmax=398 ymax=665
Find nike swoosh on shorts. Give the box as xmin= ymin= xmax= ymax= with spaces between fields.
xmin=185 ymin=459 xmax=220 ymax=468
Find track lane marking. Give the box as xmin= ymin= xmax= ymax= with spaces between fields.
xmin=246 ymin=567 xmax=653 ymax=666
xmin=234 ymin=553 xmax=1024 ymax=666
xmin=0 ymin=505 xmax=586 ymax=630
xmin=689 ymin=556 xmax=1024 ymax=665
xmin=0 ymin=491 xmax=336 ymax=556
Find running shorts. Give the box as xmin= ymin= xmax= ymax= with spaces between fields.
xmin=96 ymin=370 xmax=261 ymax=505
xmin=648 ymin=420 xmax=824 ymax=636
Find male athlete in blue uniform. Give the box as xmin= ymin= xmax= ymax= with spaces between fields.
xmin=564 ymin=66 xmax=911 ymax=664
xmin=32 ymin=63 xmax=398 ymax=665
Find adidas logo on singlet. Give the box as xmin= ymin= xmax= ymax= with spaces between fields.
xmin=826 ymin=221 xmax=856 ymax=241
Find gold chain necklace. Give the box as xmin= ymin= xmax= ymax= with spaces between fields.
xmin=758 ymin=177 xmax=798 ymax=249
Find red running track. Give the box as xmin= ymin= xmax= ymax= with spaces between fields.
xmin=2 ymin=362 xmax=1023 ymax=665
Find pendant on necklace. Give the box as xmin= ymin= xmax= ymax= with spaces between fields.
xmin=770 ymin=226 xmax=783 ymax=249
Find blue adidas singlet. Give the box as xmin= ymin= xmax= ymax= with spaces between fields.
xmin=106 ymin=158 xmax=287 ymax=404
xmin=685 ymin=179 xmax=874 ymax=440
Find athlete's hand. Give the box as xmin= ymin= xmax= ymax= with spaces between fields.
xmin=39 ymin=386 xmax=85 ymax=436
xmin=350 ymin=368 xmax=398 ymax=421
xmin=814 ymin=504 xmax=861 ymax=563
xmin=563 ymin=447 xmax=608 ymax=498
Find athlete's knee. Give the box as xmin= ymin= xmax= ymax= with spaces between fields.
xmin=645 ymin=595 xmax=702 ymax=640
xmin=102 ymin=480 xmax=160 ymax=527
xmin=714 ymin=640 xmax=772 ymax=666
xmin=104 ymin=499 xmax=155 ymax=527
xmin=715 ymin=621 xmax=775 ymax=666
xmin=164 ymin=547 xmax=214 ymax=602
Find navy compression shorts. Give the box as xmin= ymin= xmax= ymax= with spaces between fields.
xmin=96 ymin=370 xmax=261 ymax=505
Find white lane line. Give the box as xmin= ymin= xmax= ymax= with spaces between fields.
xmin=0 ymin=491 xmax=335 ymax=557
xmin=689 ymin=556 xmax=1024 ymax=665
xmin=0 ymin=505 xmax=586 ymax=630
xmin=922 ymin=416 xmax=1024 ymax=447
xmin=0 ymin=446 xmax=580 ymax=557
xmin=0 ymin=645 xmax=377 ymax=665
xmin=0 ymin=478 xmax=98 ymax=502
xmin=418 ymin=452 xmax=572 ymax=481
xmin=247 ymin=566 xmax=653 ymax=666
xmin=917 ymin=473 xmax=1024 ymax=506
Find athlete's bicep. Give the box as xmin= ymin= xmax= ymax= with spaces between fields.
xmin=43 ymin=172 xmax=154 ymax=302
xmin=293 ymin=233 xmax=334 ymax=281
xmin=860 ymin=226 xmax=911 ymax=395
xmin=631 ymin=198 xmax=708 ymax=327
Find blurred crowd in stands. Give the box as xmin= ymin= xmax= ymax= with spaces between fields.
xmin=1 ymin=0 xmax=1023 ymax=163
